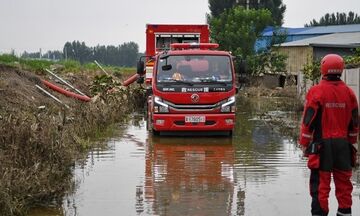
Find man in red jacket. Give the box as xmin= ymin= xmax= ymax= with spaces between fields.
xmin=299 ymin=54 xmax=358 ymax=216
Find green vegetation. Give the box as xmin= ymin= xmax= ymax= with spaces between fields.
xmin=302 ymin=57 xmax=321 ymax=84
xmin=208 ymin=0 xmax=286 ymax=26
xmin=0 ymin=54 xmax=135 ymax=76
xmin=247 ymin=50 xmax=287 ymax=75
xmin=90 ymin=75 xmax=120 ymax=95
xmin=344 ymin=48 xmax=360 ymax=68
xmin=302 ymin=49 xmax=360 ymax=84
xmin=209 ymin=6 xmax=272 ymax=58
xmin=208 ymin=1 xmax=288 ymax=76
xmin=63 ymin=41 xmax=139 ymax=66
xmin=21 ymin=41 xmax=140 ymax=67
xmin=305 ymin=11 xmax=360 ymax=27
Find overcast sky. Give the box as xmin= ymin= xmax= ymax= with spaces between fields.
xmin=1 ymin=0 xmax=360 ymax=54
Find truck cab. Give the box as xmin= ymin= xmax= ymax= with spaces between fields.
xmin=143 ymin=43 xmax=237 ymax=135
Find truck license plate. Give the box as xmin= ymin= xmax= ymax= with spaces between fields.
xmin=185 ymin=116 xmax=206 ymax=123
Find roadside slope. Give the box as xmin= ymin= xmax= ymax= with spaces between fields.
xmin=0 ymin=64 xmax=144 ymax=215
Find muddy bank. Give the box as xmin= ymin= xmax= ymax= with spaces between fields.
xmin=0 ymin=64 xmax=145 ymax=215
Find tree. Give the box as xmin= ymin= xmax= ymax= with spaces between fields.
xmin=237 ymin=0 xmax=286 ymax=26
xmin=62 ymin=41 xmax=139 ymax=67
xmin=208 ymin=0 xmax=236 ymax=17
xmin=208 ymin=0 xmax=286 ymax=26
xmin=305 ymin=11 xmax=360 ymax=27
xmin=209 ymin=6 xmax=273 ymax=58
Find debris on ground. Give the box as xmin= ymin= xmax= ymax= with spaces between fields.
xmin=0 ymin=64 xmax=145 ymax=215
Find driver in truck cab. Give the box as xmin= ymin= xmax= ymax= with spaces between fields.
xmin=172 ymin=65 xmax=191 ymax=81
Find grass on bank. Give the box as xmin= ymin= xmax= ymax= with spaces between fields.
xmin=0 ymin=54 xmax=135 ymax=76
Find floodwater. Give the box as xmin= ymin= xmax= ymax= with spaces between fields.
xmin=29 ymin=96 xmax=360 ymax=216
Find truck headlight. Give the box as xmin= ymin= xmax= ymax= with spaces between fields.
xmin=154 ymin=96 xmax=169 ymax=113
xmin=221 ymin=96 xmax=236 ymax=113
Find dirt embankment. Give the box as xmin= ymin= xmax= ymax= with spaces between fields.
xmin=0 ymin=64 xmax=144 ymax=215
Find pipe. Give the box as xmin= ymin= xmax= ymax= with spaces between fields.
xmin=35 ymin=84 xmax=70 ymax=109
xmin=41 ymin=79 xmax=91 ymax=102
xmin=123 ymin=74 xmax=140 ymax=86
xmin=45 ymin=69 xmax=87 ymax=96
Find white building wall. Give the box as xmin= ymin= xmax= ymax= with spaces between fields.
xmin=342 ymin=68 xmax=360 ymax=105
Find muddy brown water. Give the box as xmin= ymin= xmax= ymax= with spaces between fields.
xmin=29 ymin=97 xmax=360 ymax=216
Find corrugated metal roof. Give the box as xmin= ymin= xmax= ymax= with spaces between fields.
xmin=298 ymin=24 xmax=360 ymax=35
xmin=262 ymin=24 xmax=360 ymax=37
xmin=279 ymin=32 xmax=360 ymax=47
xmin=262 ymin=27 xmax=310 ymax=36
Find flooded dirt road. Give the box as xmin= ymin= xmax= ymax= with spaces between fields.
xmin=30 ymin=97 xmax=360 ymax=216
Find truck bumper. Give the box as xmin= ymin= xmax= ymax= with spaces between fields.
xmin=152 ymin=113 xmax=235 ymax=131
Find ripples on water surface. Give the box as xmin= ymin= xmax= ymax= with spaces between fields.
xmin=30 ymin=97 xmax=360 ymax=216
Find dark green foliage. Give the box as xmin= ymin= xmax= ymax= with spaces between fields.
xmin=209 ymin=6 xmax=273 ymax=58
xmin=208 ymin=0 xmax=236 ymax=17
xmin=208 ymin=0 xmax=286 ymax=26
xmin=63 ymin=41 xmax=139 ymax=67
xmin=21 ymin=50 xmax=63 ymax=60
xmin=20 ymin=41 xmax=140 ymax=68
xmin=90 ymin=75 xmax=120 ymax=95
xmin=305 ymin=11 xmax=360 ymax=27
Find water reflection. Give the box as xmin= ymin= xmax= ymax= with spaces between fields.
xmin=141 ymin=136 xmax=243 ymax=216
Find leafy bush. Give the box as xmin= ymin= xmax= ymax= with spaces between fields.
xmin=302 ymin=57 xmax=321 ymax=84
xmin=344 ymin=48 xmax=360 ymax=68
xmin=90 ymin=75 xmax=119 ymax=95
xmin=247 ymin=50 xmax=287 ymax=75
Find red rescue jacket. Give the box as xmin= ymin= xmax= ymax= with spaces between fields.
xmin=299 ymin=78 xmax=359 ymax=147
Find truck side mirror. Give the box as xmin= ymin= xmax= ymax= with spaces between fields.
xmin=137 ymin=60 xmax=145 ymax=75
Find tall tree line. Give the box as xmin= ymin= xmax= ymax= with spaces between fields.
xmin=63 ymin=41 xmax=139 ymax=67
xmin=21 ymin=41 xmax=140 ymax=67
xmin=305 ymin=11 xmax=360 ymax=27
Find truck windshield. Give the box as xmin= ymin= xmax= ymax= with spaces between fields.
xmin=156 ymin=55 xmax=232 ymax=84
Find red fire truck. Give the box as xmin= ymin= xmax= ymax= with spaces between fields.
xmin=136 ymin=24 xmax=237 ymax=135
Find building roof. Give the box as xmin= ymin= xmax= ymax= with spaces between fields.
xmin=262 ymin=24 xmax=360 ymax=37
xmin=298 ymin=24 xmax=360 ymax=35
xmin=278 ymin=32 xmax=360 ymax=47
